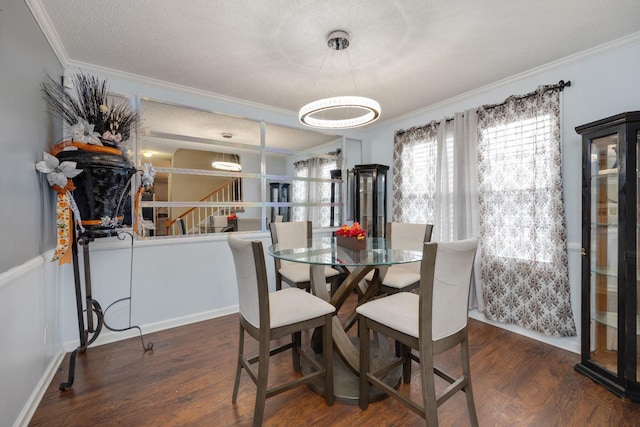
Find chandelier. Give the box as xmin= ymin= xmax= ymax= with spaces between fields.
xmin=212 ymin=151 xmax=241 ymax=171
xmin=299 ymin=30 xmax=381 ymax=129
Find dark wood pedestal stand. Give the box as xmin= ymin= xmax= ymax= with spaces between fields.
xmin=59 ymin=226 xmax=153 ymax=391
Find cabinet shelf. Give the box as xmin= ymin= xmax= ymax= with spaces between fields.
xmin=592 ymin=311 xmax=640 ymax=334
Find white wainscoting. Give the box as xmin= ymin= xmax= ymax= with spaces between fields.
xmin=0 ymin=250 xmax=65 ymax=427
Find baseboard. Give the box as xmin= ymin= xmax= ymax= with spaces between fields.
xmin=62 ymin=305 xmax=239 ymax=352
xmin=13 ymin=350 xmax=65 ymax=427
xmin=469 ymin=309 xmax=580 ymax=354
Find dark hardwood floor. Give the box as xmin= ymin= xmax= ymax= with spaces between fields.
xmin=30 ymin=295 xmax=640 ymax=426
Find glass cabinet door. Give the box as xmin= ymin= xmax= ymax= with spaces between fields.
xmin=589 ymin=134 xmax=619 ymax=373
xmin=353 ymin=164 xmax=388 ymax=237
xmin=577 ymin=111 xmax=640 ymax=402
xmin=636 ymin=127 xmax=640 ymax=383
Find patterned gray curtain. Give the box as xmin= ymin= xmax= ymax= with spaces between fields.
xmin=392 ymin=123 xmax=438 ymax=223
xmin=477 ymin=85 xmax=575 ymax=337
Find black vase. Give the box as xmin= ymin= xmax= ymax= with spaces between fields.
xmin=56 ymin=150 xmax=136 ymax=238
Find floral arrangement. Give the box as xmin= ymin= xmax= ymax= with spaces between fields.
xmin=36 ymin=72 xmax=152 ymax=265
xmin=227 ymin=213 xmax=237 ymax=220
xmin=336 ymin=222 xmax=366 ymax=240
xmin=41 ymin=72 xmax=140 ymax=151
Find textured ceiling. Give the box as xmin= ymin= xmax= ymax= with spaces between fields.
xmin=32 ymin=0 xmax=640 ymax=125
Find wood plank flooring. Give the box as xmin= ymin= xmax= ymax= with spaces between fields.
xmin=30 ymin=297 xmax=640 ymax=426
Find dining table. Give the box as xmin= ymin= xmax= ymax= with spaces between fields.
xmin=268 ymin=235 xmax=423 ymax=404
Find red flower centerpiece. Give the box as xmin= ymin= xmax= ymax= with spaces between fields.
xmin=227 ymin=213 xmax=237 ymax=221
xmin=335 ymin=222 xmax=367 ymax=250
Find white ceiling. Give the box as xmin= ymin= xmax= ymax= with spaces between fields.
xmin=32 ymin=0 xmax=640 ymax=126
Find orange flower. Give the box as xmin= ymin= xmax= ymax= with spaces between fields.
xmin=335 ymin=222 xmax=366 ymax=239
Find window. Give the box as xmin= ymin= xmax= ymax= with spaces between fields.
xmin=478 ymin=114 xmax=558 ymax=263
xmin=292 ymin=157 xmax=339 ymax=227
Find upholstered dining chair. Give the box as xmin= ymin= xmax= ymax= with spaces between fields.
xmin=269 ymin=221 xmax=341 ymax=293
xmin=175 ymin=217 xmax=186 ymax=235
xmin=357 ymin=237 xmax=479 ymax=426
xmin=366 ymin=223 xmax=433 ymax=295
xmin=227 ymin=235 xmax=335 ymax=426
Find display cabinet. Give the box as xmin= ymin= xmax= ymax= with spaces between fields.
xmin=352 ymin=164 xmax=388 ymax=237
xmin=575 ymin=111 xmax=640 ymax=402
xmin=269 ymin=182 xmax=290 ymax=223
xmin=330 ymin=169 xmax=342 ymax=227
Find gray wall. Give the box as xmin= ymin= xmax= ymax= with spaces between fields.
xmin=0 ymin=0 xmax=61 ymax=272
xmin=0 ymin=2 xmax=62 ymax=426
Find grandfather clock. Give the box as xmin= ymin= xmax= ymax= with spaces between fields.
xmin=352 ymin=164 xmax=388 ymax=237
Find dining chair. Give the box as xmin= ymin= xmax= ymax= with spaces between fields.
xmin=269 ymin=221 xmax=341 ymax=293
xmin=357 ymin=237 xmax=479 ymax=426
xmin=175 ymin=217 xmax=186 ymax=235
xmin=228 ymin=235 xmax=335 ymax=426
xmin=366 ymin=223 xmax=433 ymax=295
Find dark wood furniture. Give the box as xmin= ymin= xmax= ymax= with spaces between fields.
xmin=269 ymin=182 xmax=290 ymax=223
xmin=352 ymin=164 xmax=388 ymax=237
xmin=575 ymin=111 xmax=640 ymax=402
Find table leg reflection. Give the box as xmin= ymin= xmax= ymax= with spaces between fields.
xmin=303 ymin=264 xmax=401 ymax=405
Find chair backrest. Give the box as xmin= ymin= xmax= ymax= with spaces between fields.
xmin=269 ymin=221 xmax=312 ymax=270
xmin=420 ymin=237 xmax=478 ymax=342
xmin=387 ymin=223 xmax=434 ymax=272
xmin=175 ymin=218 xmax=186 ymax=235
xmin=228 ymin=235 xmax=269 ymax=328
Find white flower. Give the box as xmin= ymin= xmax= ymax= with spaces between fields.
xmin=35 ymin=152 xmax=83 ymax=188
xmin=68 ymin=118 xmax=102 ymax=145
xmin=141 ymin=163 xmax=156 ymax=189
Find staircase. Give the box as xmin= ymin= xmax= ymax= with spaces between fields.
xmin=167 ymin=177 xmax=241 ymax=235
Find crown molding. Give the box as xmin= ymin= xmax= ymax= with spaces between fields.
xmin=25 ymin=0 xmax=69 ymax=67
xmin=65 ymin=59 xmax=298 ymax=118
xmin=375 ymin=31 xmax=640 ymax=130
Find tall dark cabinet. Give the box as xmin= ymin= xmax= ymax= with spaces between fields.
xmin=352 ymin=164 xmax=388 ymax=237
xmin=575 ymin=111 xmax=640 ymax=402
xmin=269 ymin=182 xmax=290 ymax=222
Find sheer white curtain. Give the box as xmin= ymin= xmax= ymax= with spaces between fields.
xmin=292 ymin=157 xmax=336 ymax=226
xmin=433 ymin=111 xmax=483 ymax=310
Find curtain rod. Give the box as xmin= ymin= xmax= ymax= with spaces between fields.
xmin=480 ymin=79 xmax=571 ymax=111
xmin=395 ymin=80 xmax=571 ymax=137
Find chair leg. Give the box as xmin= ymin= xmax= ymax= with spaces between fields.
xmin=419 ymin=349 xmax=439 ymax=426
xmin=292 ymin=331 xmax=301 ymax=372
xmin=401 ymin=343 xmax=412 ymax=384
xmin=323 ymin=314 xmax=334 ymax=406
xmin=461 ymin=337 xmax=479 ymax=427
xmin=359 ymin=317 xmax=370 ymax=410
xmin=253 ymin=334 xmax=271 ymax=427
xmin=232 ymin=323 xmax=245 ymax=403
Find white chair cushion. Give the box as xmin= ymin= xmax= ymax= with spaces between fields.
xmin=269 ymin=288 xmax=334 ymax=328
xmin=279 ymin=263 xmax=340 ymax=283
xmin=364 ymin=265 xmax=420 ymax=289
xmin=357 ymin=292 xmax=419 ymax=338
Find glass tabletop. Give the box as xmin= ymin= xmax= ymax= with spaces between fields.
xmin=267 ymin=236 xmax=422 ymax=267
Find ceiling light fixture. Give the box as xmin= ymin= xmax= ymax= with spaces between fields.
xmin=212 ymin=152 xmax=241 ymax=171
xmin=299 ymin=30 xmax=381 ymax=129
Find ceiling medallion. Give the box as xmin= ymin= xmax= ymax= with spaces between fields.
xmin=299 ymin=30 xmax=381 ymax=129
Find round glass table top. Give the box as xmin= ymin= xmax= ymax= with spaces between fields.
xmin=267 ymin=236 xmax=422 ymax=267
